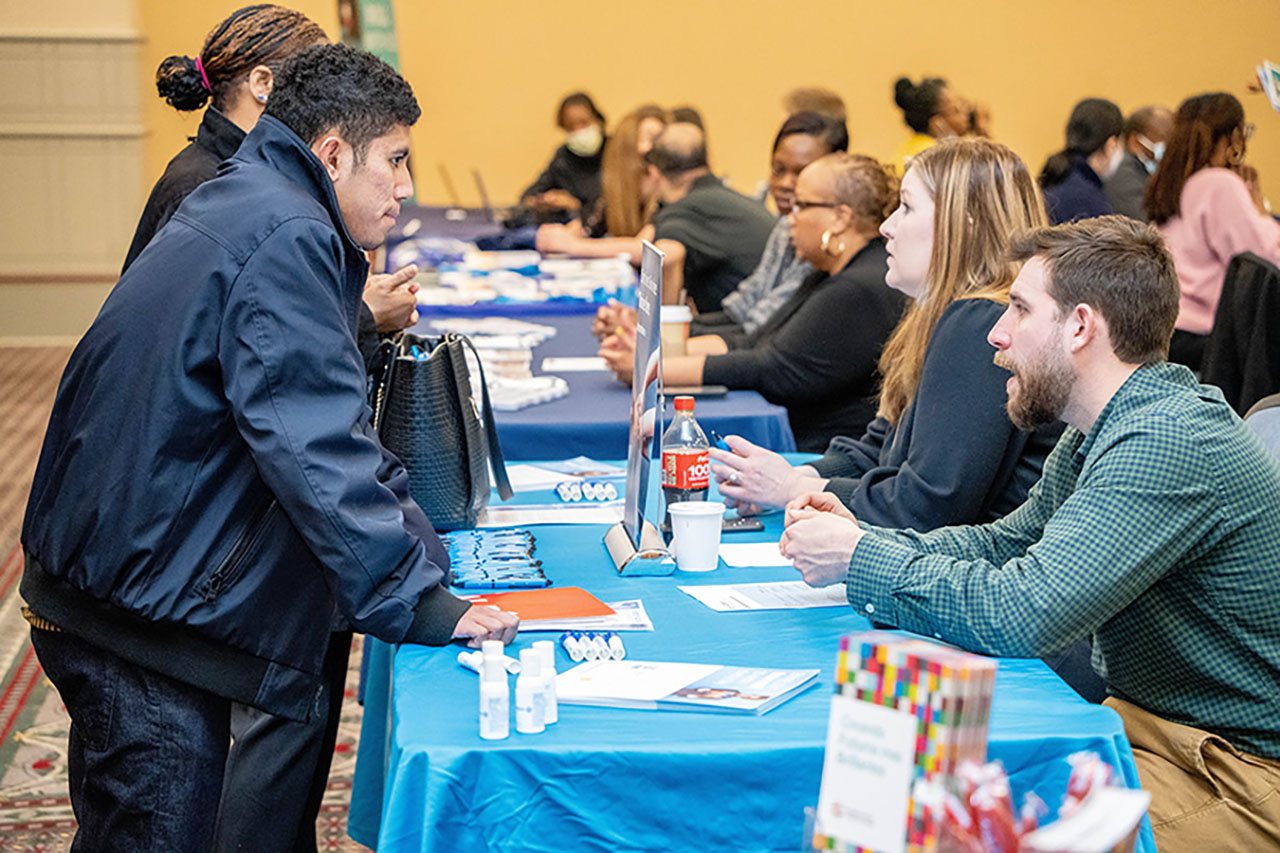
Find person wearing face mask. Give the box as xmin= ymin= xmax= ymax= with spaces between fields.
xmin=1039 ymin=98 xmax=1125 ymax=225
xmin=1146 ymin=92 xmax=1280 ymax=371
xmin=891 ymin=76 xmax=972 ymax=173
xmin=1104 ymin=105 xmax=1174 ymax=221
xmin=599 ymin=153 xmax=906 ymax=451
xmin=520 ymin=91 xmax=608 ymax=231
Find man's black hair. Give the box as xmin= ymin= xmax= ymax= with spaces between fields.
xmin=774 ymin=111 xmax=849 ymax=154
xmin=266 ymin=43 xmax=420 ymax=163
xmin=643 ymin=124 xmax=709 ymax=180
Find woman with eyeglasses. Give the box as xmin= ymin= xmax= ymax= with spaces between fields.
xmin=1145 ymin=92 xmax=1280 ymax=371
xmin=600 ymin=152 xmax=905 ymax=451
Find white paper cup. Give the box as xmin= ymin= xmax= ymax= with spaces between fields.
xmin=660 ymin=305 xmax=692 ymax=357
xmin=668 ymin=501 xmax=725 ymax=572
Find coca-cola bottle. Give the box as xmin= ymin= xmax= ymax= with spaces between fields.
xmin=661 ymin=396 xmax=709 ymax=530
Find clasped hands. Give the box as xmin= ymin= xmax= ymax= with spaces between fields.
xmin=778 ymin=491 xmax=865 ymax=588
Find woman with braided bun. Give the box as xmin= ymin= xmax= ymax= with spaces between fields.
xmin=122 ymin=4 xmax=326 ymax=271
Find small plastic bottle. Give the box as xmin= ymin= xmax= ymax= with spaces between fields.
xmin=533 ymin=640 xmax=558 ymax=725
xmin=478 ymin=656 xmax=509 ymax=740
xmin=661 ymin=395 xmax=710 ymax=530
xmin=515 ymin=648 xmax=546 ymax=734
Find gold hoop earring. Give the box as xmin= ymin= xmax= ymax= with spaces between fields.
xmin=820 ymin=228 xmax=845 ymax=256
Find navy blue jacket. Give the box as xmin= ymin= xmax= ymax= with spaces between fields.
xmin=21 ymin=116 xmax=468 ymax=721
xmin=811 ymin=299 xmax=1062 ymax=530
xmin=1043 ymin=157 xmax=1114 ymax=225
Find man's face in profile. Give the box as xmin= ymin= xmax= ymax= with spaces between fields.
xmin=331 ymin=124 xmax=414 ymax=250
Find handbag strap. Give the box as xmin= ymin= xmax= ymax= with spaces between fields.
xmin=371 ymin=336 xmax=400 ymax=433
xmin=450 ymin=333 xmax=514 ymax=501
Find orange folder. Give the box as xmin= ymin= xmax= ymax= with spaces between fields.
xmin=461 ymin=586 xmax=616 ymax=621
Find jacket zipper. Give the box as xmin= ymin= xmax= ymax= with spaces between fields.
xmin=202 ymin=500 xmax=279 ymax=601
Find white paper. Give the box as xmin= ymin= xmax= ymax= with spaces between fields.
xmin=719 ymin=541 xmax=792 ymax=568
xmin=556 ymin=660 xmax=720 ymax=703
xmin=524 ymin=599 xmax=654 ymax=632
xmin=677 ymin=581 xmax=847 ymax=612
xmin=815 ymin=695 xmax=916 ymax=853
xmin=541 ymin=357 xmax=609 ymax=373
xmin=503 ymin=464 xmax=578 ymax=493
xmin=476 ymin=502 xmax=624 ymax=528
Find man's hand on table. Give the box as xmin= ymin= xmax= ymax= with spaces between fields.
xmin=779 ymin=491 xmax=862 ymax=587
xmin=452 ymin=605 xmax=519 ymax=648
xmin=364 ymin=264 xmax=420 ymax=332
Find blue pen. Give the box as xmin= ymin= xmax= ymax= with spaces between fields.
xmin=708 ymin=430 xmax=730 ymax=452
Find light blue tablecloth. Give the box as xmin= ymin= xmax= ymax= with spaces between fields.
xmin=348 ymin=471 xmax=1155 ymax=852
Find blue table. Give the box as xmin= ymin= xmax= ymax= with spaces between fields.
xmin=348 ymin=474 xmax=1154 ymax=852
xmin=414 ymin=312 xmax=797 ymax=461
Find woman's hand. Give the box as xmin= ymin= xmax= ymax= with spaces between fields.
xmin=535 ymin=220 xmax=586 ymax=253
xmin=592 ymin=301 xmax=638 ymax=340
xmin=709 ymin=435 xmax=825 ymax=510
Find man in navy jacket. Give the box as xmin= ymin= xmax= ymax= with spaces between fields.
xmin=20 ymin=44 xmax=517 ymax=849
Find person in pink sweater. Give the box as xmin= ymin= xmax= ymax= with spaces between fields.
xmin=1146 ymin=92 xmax=1280 ymax=370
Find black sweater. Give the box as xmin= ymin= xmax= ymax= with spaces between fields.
xmin=521 ymin=143 xmax=606 ymax=234
xmin=702 ymin=238 xmax=905 ymax=452
xmin=811 ymin=298 xmax=1063 ymax=530
xmin=123 ymin=108 xmax=245 ymax=273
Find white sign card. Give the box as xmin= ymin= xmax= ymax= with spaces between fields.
xmin=815 ymin=694 xmax=917 ymax=853
xmin=621 ymin=241 xmax=666 ymax=547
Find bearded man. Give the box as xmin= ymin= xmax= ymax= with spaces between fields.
xmin=779 ymin=215 xmax=1280 ymax=851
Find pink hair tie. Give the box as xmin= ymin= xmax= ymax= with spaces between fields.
xmin=194 ymin=56 xmax=211 ymax=93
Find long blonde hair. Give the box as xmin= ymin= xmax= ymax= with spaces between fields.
xmin=877 ymin=138 xmax=1048 ymax=423
xmin=601 ymin=105 xmax=668 ymax=237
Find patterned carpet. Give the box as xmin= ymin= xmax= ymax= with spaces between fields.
xmin=0 ymin=346 xmax=371 ymax=852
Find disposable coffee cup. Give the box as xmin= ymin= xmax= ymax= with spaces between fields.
xmin=667 ymin=501 xmax=725 ymax=572
xmin=659 ymin=305 xmax=693 ymax=357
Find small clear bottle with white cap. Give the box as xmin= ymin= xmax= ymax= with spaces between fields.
xmin=532 ymin=640 xmax=558 ymax=725
xmin=478 ymin=654 xmax=509 ymax=740
xmin=515 ymin=648 xmax=547 ymax=734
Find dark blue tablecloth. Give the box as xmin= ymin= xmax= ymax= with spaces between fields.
xmin=347 ymin=465 xmax=1154 ymax=853
xmin=413 ymin=312 xmax=797 ymax=460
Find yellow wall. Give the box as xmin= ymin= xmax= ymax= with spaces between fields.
xmin=392 ymin=0 xmax=1280 ymax=209
xmin=136 ymin=0 xmax=339 ymax=190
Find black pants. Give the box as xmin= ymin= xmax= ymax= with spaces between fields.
xmin=213 ymin=632 xmax=352 ymax=853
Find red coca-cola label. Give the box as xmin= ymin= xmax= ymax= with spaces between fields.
xmin=662 ymin=448 xmax=709 ymax=490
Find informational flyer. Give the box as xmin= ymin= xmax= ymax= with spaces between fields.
xmin=621 ymin=241 xmax=665 ymax=547
xmin=677 ymin=581 xmax=848 ymax=612
xmin=815 ymin=694 xmax=917 ymax=853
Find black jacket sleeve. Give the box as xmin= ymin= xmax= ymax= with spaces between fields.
xmin=812 ymin=417 xmax=891 ymax=483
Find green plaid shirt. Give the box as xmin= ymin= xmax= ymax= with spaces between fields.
xmin=847 ymin=362 xmax=1280 ymax=758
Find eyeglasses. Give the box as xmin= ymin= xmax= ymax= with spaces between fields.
xmin=1244 ymin=123 xmax=1255 ymax=142
xmin=792 ymin=198 xmax=839 ymax=212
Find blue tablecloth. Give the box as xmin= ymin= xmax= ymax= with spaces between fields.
xmin=348 ymin=469 xmax=1154 ymax=852
xmin=413 ymin=312 xmax=797 ymax=461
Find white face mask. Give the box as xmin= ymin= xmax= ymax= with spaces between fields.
xmin=565 ymin=124 xmax=603 ymax=157
xmin=1136 ymin=134 xmax=1165 ymax=174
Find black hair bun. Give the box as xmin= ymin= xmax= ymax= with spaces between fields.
xmin=893 ymin=77 xmax=915 ymax=110
xmin=156 ymin=55 xmax=210 ymax=112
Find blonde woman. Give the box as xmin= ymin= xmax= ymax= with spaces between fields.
xmin=536 ymin=105 xmax=668 ymax=258
xmin=713 ymin=138 xmax=1062 ymax=531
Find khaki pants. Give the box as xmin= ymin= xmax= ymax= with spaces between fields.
xmin=1106 ymin=697 xmax=1280 ymax=852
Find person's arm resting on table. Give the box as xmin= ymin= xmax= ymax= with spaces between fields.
xmin=842 ymin=424 xmax=1219 ymax=658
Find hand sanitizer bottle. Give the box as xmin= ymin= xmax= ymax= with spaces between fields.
xmin=533 ymin=640 xmax=558 ymax=725
xmin=479 ymin=656 xmax=509 ymax=740
xmin=515 ymin=648 xmax=546 ymax=734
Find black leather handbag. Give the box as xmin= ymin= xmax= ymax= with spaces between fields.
xmin=372 ymin=332 xmax=513 ymax=530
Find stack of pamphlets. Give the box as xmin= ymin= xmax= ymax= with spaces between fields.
xmin=556 ymin=660 xmax=819 ymax=715
xmin=814 ymin=632 xmax=996 ymax=853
